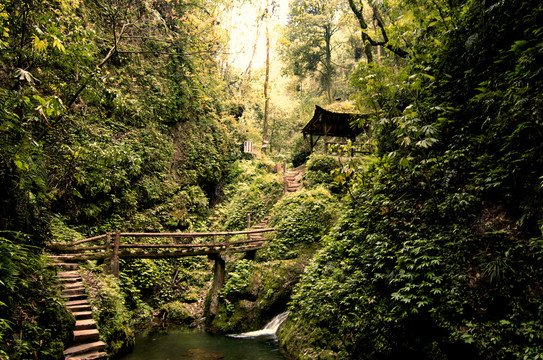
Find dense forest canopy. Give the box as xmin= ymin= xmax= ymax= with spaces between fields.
xmin=1 ymin=0 xmax=543 ymax=358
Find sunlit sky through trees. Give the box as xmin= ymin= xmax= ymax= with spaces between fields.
xmin=225 ymin=0 xmax=290 ymax=70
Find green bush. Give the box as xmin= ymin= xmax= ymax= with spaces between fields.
xmin=0 ymin=235 xmax=74 ymax=360
xmin=159 ymin=301 xmax=194 ymax=323
xmin=264 ymin=187 xmax=339 ymax=259
xmin=212 ymin=160 xmax=283 ymax=231
xmin=304 ymin=154 xmax=341 ymax=189
xmin=83 ymin=269 xmax=135 ymax=358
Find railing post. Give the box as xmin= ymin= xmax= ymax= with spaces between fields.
xmin=105 ymin=233 xmax=111 ymax=254
xmin=110 ymin=230 xmax=120 ymax=277
xmin=225 ymin=234 xmax=230 ymax=251
xmin=247 ymin=214 xmax=251 ymax=241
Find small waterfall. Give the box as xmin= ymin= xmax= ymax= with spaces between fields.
xmin=228 ymin=312 xmax=289 ymax=338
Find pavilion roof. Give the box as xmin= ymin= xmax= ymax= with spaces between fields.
xmin=302 ymin=105 xmax=368 ymax=138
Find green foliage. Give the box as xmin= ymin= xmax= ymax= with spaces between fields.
xmin=120 ymin=257 xmax=211 ymax=308
xmin=279 ymin=0 xmax=543 ymax=358
xmin=83 ymin=268 xmax=135 ymax=358
xmin=264 ymin=187 xmax=339 ymax=259
xmin=0 ymin=234 xmax=73 ymax=360
xmin=211 ymin=159 xmax=283 ymax=231
xmin=303 ymin=154 xmax=340 ymax=190
xmin=159 ymin=301 xmax=194 ymax=323
xmin=220 ymin=259 xmax=254 ymax=311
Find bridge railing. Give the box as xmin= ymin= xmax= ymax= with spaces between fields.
xmin=47 ymin=228 xmax=275 ymax=276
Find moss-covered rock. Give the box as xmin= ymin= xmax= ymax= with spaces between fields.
xmin=159 ymin=301 xmax=195 ymax=323
xmin=206 ymin=257 xmax=307 ymax=334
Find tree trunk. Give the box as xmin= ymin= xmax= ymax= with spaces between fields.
xmin=262 ymin=0 xmax=270 ymax=155
xmin=324 ymin=24 xmax=334 ymax=103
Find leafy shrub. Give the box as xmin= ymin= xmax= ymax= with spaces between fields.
xmin=264 ymin=187 xmax=339 ymax=259
xmin=291 ymin=136 xmax=311 ymax=167
xmin=120 ymin=257 xmax=211 ymax=308
xmin=83 ymin=268 xmax=135 ymax=358
xmin=304 ymin=154 xmax=341 ymax=189
xmin=219 ymin=259 xmax=254 ymax=309
xmin=212 ymin=160 xmax=283 ymax=231
xmin=0 ymin=234 xmax=73 ymax=360
xmin=159 ymin=301 xmax=194 ymax=323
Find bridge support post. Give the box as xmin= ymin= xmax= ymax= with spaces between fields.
xmin=208 ymin=253 xmax=226 ymax=317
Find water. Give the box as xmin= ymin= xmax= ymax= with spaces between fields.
xmin=121 ymin=314 xmax=288 ymax=360
xmin=228 ymin=312 xmax=289 ymax=338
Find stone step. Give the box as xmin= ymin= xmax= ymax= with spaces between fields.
xmin=64 ymin=282 xmax=85 ymax=289
xmin=67 ymin=304 xmax=92 ymax=312
xmin=56 ymin=263 xmax=79 ymax=270
xmin=73 ymin=329 xmax=100 ymax=343
xmin=66 ymin=351 xmax=108 ymax=360
xmin=74 ymin=319 xmax=97 ymax=331
xmin=62 ymin=293 xmax=87 ymax=301
xmin=72 ymin=311 xmax=94 ymax=320
xmin=59 ymin=271 xmax=81 ymax=278
xmin=66 ymin=299 xmax=90 ymax=307
xmin=63 ymin=287 xmax=86 ymax=295
xmin=64 ymin=341 xmax=106 ymax=357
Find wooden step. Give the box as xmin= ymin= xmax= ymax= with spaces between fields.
xmin=73 ymin=329 xmax=100 ymax=343
xmin=64 ymin=282 xmax=85 ymax=289
xmin=72 ymin=311 xmax=93 ymax=320
xmin=64 ymin=341 xmax=106 ymax=357
xmin=74 ymin=319 xmax=97 ymax=330
xmin=62 ymin=293 xmax=87 ymax=301
xmin=59 ymin=271 xmax=81 ymax=278
xmin=63 ymin=287 xmax=86 ymax=295
xmin=67 ymin=304 xmax=92 ymax=312
xmin=59 ymin=277 xmax=80 ymax=284
xmin=56 ymin=263 xmax=79 ymax=270
xmin=66 ymin=299 xmax=90 ymax=307
xmin=66 ymin=351 xmax=108 ymax=360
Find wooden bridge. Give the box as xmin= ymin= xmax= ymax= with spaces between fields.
xmin=48 ymin=227 xmax=275 ymax=274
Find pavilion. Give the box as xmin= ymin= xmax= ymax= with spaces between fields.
xmin=302 ymin=105 xmax=369 ymax=153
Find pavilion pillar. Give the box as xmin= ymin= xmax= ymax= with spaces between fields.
xmin=323 ymin=116 xmax=329 ymax=153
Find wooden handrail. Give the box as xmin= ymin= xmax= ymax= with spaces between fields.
xmin=52 ymin=229 xmax=274 ymax=248
xmin=62 ymin=234 xmax=108 ymax=247
xmin=117 ymin=228 xmax=275 ymax=238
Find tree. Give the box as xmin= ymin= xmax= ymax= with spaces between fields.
xmin=280 ymin=0 xmax=349 ymax=103
xmin=347 ymin=0 xmax=408 ymax=62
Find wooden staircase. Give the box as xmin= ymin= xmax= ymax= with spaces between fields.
xmin=284 ymin=165 xmax=305 ymax=193
xmin=50 ymin=256 xmax=107 ymax=360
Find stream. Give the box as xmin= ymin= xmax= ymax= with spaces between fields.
xmin=120 ymin=313 xmax=288 ymax=360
